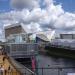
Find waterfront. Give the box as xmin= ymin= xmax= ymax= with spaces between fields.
xmin=36 ymin=54 xmax=75 ymax=75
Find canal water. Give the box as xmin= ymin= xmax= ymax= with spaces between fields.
xmin=15 ymin=54 xmax=75 ymax=75
xmin=36 ymin=54 xmax=75 ymax=75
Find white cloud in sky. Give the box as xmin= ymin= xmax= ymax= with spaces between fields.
xmin=10 ymin=0 xmax=39 ymax=10
xmin=0 ymin=0 xmax=75 ymax=36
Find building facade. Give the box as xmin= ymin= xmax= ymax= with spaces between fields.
xmin=60 ymin=34 xmax=75 ymax=39
xmin=4 ymin=23 xmax=31 ymax=43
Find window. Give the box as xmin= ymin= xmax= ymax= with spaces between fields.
xmin=22 ymin=35 xmax=26 ymax=42
xmin=22 ymin=37 xmax=26 ymax=41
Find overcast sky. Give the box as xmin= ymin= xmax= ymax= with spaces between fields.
xmin=0 ymin=0 xmax=75 ymax=36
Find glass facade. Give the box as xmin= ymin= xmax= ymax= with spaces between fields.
xmin=6 ymin=34 xmax=27 ymax=43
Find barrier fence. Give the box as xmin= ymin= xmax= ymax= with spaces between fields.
xmin=0 ymin=68 xmax=34 ymax=75
xmin=0 ymin=67 xmax=75 ymax=75
xmin=35 ymin=67 xmax=75 ymax=75
xmin=4 ymin=43 xmax=38 ymax=58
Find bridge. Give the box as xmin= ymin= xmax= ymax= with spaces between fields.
xmin=49 ymin=39 xmax=75 ymax=50
xmin=45 ymin=39 xmax=75 ymax=58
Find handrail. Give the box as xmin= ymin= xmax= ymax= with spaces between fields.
xmin=9 ymin=56 xmax=35 ymax=75
xmin=49 ymin=43 xmax=75 ymax=50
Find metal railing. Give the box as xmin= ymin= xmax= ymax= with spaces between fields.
xmin=48 ymin=42 xmax=75 ymax=51
xmin=5 ymin=43 xmax=38 ymax=58
xmin=0 ymin=67 xmax=75 ymax=75
xmin=0 ymin=69 xmax=34 ymax=75
xmin=35 ymin=67 xmax=75 ymax=75
xmin=0 ymin=56 xmax=35 ymax=75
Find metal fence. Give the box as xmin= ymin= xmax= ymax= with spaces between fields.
xmin=0 ymin=69 xmax=35 ymax=75
xmin=4 ymin=43 xmax=38 ymax=58
xmin=0 ymin=67 xmax=75 ymax=75
xmin=35 ymin=67 xmax=75 ymax=75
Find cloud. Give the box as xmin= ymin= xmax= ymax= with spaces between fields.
xmin=10 ymin=0 xmax=40 ymax=10
xmin=0 ymin=0 xmax=75 ymax=36
xmin=27 ymin=22 xmax=42 ymax=32
xmin=54 ymin=12 xmax=75 ymax=30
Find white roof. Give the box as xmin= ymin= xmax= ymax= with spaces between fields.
xmin=4 ymin=23 xmax=32 ymax=34
xmin=36 ymin=30 xmax=55 ymax=42
xmin=4 ymin=23 xmax=21 ymax=29
xmin=36 ymin=34 xmax=50 ymax=41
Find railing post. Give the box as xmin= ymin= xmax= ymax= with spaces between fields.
xmin=25 ymin=70 xmax=26 ymax=75
xmin=58 ymin=68 xmax=62 ymax=75
xmin=58 ymin=68 xmax=60 ymax=75
xmin=42 ymin=67 xmax=43 ymax=75
xmin=35 ymin=55 xmax=39 ymax=75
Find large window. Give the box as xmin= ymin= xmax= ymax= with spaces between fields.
xmin=7 ymin=34 xmax=28 ymax=43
